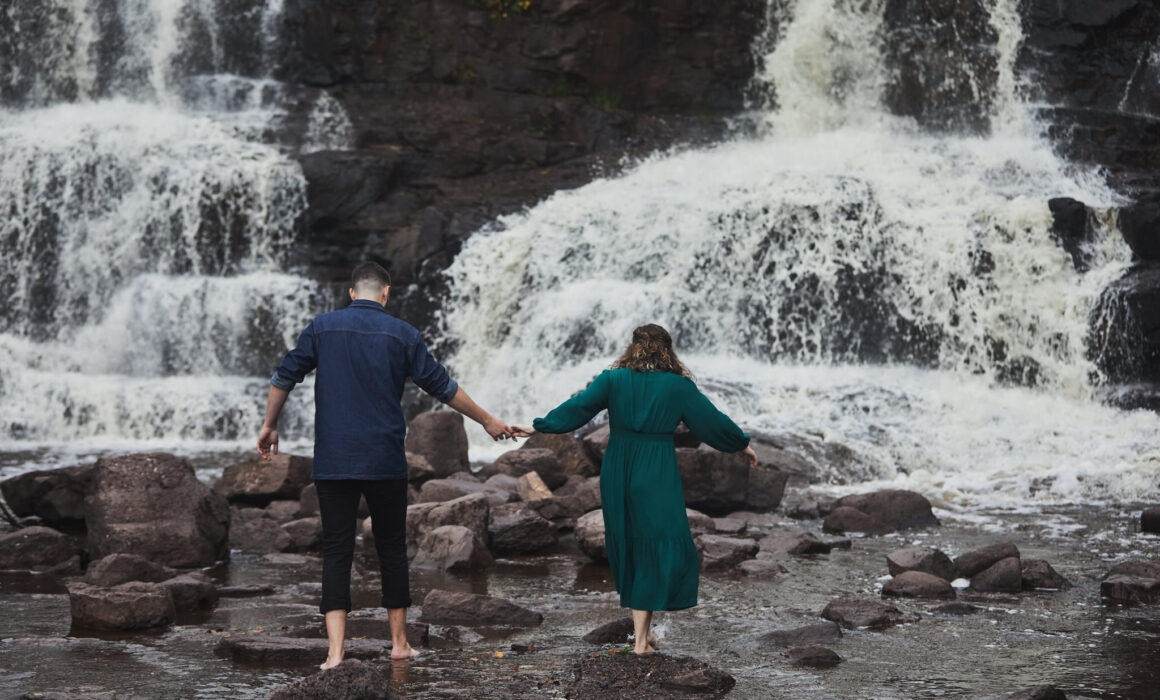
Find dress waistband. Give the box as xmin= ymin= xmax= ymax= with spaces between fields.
xmin=610 ymin=427 xmax=675 ymax=443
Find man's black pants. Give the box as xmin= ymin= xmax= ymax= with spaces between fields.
xmin=315 ymin=478 xmax=412 ymax=613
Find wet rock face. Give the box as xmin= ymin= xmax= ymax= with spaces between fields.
xmin=566 ymin=653 xmax=736 ymax=697
xmin=1089 ymin=264 xmax=1160 ymax=388
xmin=67 ymin=581 xmax=176 ymax=632
xmin=821 ymin=598 xmax=919 ymax=629
xmin=269 ymin=659 xmax=398 ymax=700
xmin=84 ymin=453 xmax=230 ymax=568
xmin=0 ymin=463 xmax=94 ymax=525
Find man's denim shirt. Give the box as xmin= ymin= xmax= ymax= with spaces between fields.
xmin=270 ymin=299 xmax=459 ymax=480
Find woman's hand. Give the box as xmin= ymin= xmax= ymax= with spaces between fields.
xmin=509 ymin=425 xmax=536 ymax=439
xmin=740 ymin=446 xmax=758 ymax=469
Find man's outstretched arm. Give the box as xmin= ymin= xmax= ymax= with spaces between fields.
xmin=446 ymin=386 xmax=514 ymax=442
xmin=258 ymin=385 xmax=290 ymax=460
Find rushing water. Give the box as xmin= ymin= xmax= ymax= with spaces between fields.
xmin=441 ymin=0 xmax=1159 ymax=507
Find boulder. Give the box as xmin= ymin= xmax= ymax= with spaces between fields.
xmin=1105 ymin=560 xmax=1160 ymax=579
xmin=521 ymin=432 xmax=598 ymax=478
xmin=516 ymin=472 xmax=553 ymax=502
xmin=0 ymin=526 xmax=78 ymax=573
xmin=696 ymin=535 xmax=759 ymax=571
xmin=574 ymin=509 xmax=607 ymax=561
xmin=297 ymin=483 xmax=319 ymax=516
xmin=420 ymin=589 xmax=543 ymax=626
xmin=214 ymin=635 xmax=387 ymax=664
xmin=581 ymin=424 xmax=610 ymax=463
xmin=281 ymin=517 xmax=323 ymax=551
xmin=417 ymin=477 xmax=514 ymax=506
xmin=886 ymin=547 xmax=957 ymax=581
xmin=759 ymin=531 xmax=833 ymax=556
xmin=264 ymin=500 xmax=302 ymax=523
xmin=84 ymin=554 xmax=176 ymax=587
xmin=758 ymin=621 xmax=842 ymax=647
xmin=685 ymin=508 xmax=715 ymax=534
xmin=749 ymin=431 xmax=866 ymax=485
xmin=882 ymin=571 xmax=956 ymax=599
xmin=487 ymin=502 xmax=557 ymax=555
xmin=480 ymin=448 xmax=567 ymax=489
xmin=739 ymin=559 xmax=788 ymax=577
xmin=1101 ymin=575 xmax=1160 ymax=605
xmin=823 ymin=506 xmax=889 ymax=535
xmin=230 ymin=515 xmax=293 ymax=554
xmin=556 ymin=475 xmax=602 ymax=511
xmin=784 ymin=645 xmax=843 ymax=668
xmin=406 ymin=493 xmax=490 ymax=556
xmin=406 ymin=453 xmax=439 ymax=485
xmin=582 ymin=617 xmax=634 ymax=644
xmin=215 ymin=453 xmax=312 ymax=506
xmin=0 ymin=463 xmax=94 ymax=525
xmin=1120 ymin=194 xmax=1160 ymax=260
xmin=160 ymin=572 xmax=219 ymax=612
xmin=821 ymin=598 xmax=918 ymax=629
xmin=1021 ymin=559 xmax=1071 ymax=590
xmin=405 ymin=411 xmax=469 ymax=477
xmin=825 ymin=490 xmax=940 ymax=534
xmin=955 ymin=542 xmax=1021 ymax=578
xmin=1048 ymin=196 xmax=1094 ymax=271
xmin=483 ymin=474 xmax=520 ymax=494
xmin=269 ymin=659 xmax=399 ymax=700
xmin=746 ymin=464 xmax=789 ymax=511
xmin=676 ymin=444 xmax=749 ymax=514
xmin=971 ymin=557 xmax=1023 ymax=593
xmin=412 ymin=525 xmax=494 ymax=571
xmin=1142 ymin=506 xmax=1160 ymax=533
xmin=67 ymin=581 xmax=176 ymax=631
xmin=85 ymin=453 xmax=230 ymax=568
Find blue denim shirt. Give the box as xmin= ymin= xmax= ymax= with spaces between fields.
xmin=270 ymin=299 xmax=459 ymax=480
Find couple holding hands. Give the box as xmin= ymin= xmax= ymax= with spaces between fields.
xmin=258 ymin=262 xmax=756 ymax=668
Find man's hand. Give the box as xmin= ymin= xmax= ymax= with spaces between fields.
xmin=258 ymin=425 xmax=279 ymax=461
xmin=509 ymin=425 xmax=535 ymax=439
xmin=740 ymin=446 xmax=758 ymax=469
xmin=483 ymin=418 xmax=514 ymax=442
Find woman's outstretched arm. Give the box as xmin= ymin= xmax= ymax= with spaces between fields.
xmin=513 ymin=370 xmax=611 ymax=437
xmin=680 ymin=381 xmax=758 ymax=467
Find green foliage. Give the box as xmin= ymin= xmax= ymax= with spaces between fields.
xmin=470 ymin=0 xmax=537 ymax=20
xmin=591 ymin=88 xmax=622 ymax=111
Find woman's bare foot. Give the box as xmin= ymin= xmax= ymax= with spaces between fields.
xmin=390 ymin=644 xmax=419 ymax=660
xmin=633 ymin=643 xmax=657 ymax=654
xmin=647 ymin=632 xmax=659 ymax=648
xmin=319 ymin=654 xmax=343 ymax=670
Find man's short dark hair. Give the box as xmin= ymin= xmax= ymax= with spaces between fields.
xmin=351 ymin=262 xmax=391 ymax=290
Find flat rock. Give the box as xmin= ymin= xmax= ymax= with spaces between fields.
xmin=886 ymin=546 xmax=957 ymax=581
xmin=823 ymin=505 xmax=888 ymax=535
xmin=480 ymin=448 xmax=567 ymax=489
xmin=566 ymin=653 xmax=735 ymax=697
xmin=784 ymin=645 xmax=843 ymax=668
xmin=214 ymin=635 xmax=387 ymax=664
xmin=933 ymin=602 xmax=982 ymax=615
xmin=488 ymin=502 xmax=557 ymax=555
xmin=954 ymin=542 xmax=1020 ymax=578
xmin=1021 ymin=559 xmax=1071 ymax=590
xmin=971 ymin=557 xmax=1023 ymax=593
xmin=0 ymin=526 xmax=78 ymax=573
xmin=739 ymin=559 xmax=788 ymax=577
xmin=825 ymin=489 xmax=940 ymax=533
xmin=0 ymin=463 xmax=94 ymax=525
xmin=420 ymin=589 xmax=542 ymax=626
xmin=882 ymin=571 xmax=956 ymax=599
xmin=1104 ymin=560 xmax=1160 ymax=580
xmin=686 ymin=508 xmax=715 ymax=534
xmin=85 ymin=453 xmax=230 ymax=568
xmin=1101 ymin=574 xmax=1160 ymax=604
xmin=582 ymin=617 xmax=635 ymax=644
xmin=405 ymin=411 xmax=469 ymax=477
xmin=822 ymin=598 xmax=918 ymax=629
xmin=759 ymin=531 xmax=833 ymax=556
xmin=417 ymin=477 xmax=513 ymax=507
xmin=215 ymin=453 xmax=312 ymax=506
xmin=161 ymin=572 xmax=219 ymax=612
xmin=696 ymin=534 xmax=759 ymax=571
xmin=269 ymin=658 xmax=399 ymax=700
xmin=230 ymin=516 xmax=293 ymax=554
xmin=263 ymin=553 xmax=320 ymax=566
xmin=712 ymin=517 xmax=746 ymax=535
xmin=218 ymin=584 xmax=276 ymax=598
xmin=758 ymin=621 xmax=842 ymax=647
xmin=281 ymin=517 xmax=323 ymax=551
xmin=67 ymin=581 xmax=176 ymax=632
xmin=412 ymin=525 xmax=494 ymax=571
xmin=575 ymin=509 xmax=607 ymax=561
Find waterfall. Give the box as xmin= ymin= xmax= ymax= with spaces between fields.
xmin=442 ymin=0 xmax=1160 ymax=507
xmin=0 ymin=0 xmax=339 ymax=450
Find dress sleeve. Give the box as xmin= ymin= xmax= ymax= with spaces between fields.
xmin=680 ymin=381 xmax=750 ymax=452
xmin=532 ymin=371 xmax=611 ymax=434
xmin=270 ymin=322 xmax=318 ymax=391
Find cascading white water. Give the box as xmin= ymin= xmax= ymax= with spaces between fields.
xmin=442 ymin=0 xmax=1160 ymax=508
xmin=0 ymin=0 xmax=342 ymax=455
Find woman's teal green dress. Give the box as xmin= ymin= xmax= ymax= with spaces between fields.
xmin=533 ymin=368 xmax=750 ymax=611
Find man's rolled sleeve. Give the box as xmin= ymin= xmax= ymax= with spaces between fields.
xmin=270 ymin=322 xmax=317 ymax=391
xmin=408 ymin=338 xmax=458 ymax=403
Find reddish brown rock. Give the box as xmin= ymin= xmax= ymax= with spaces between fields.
xmin=67 ymin=581 xmax=176 ymax=631
xmin=405 ymin=411 xmax=469 ymax=477
xmin=886 ymin=546 xmax=957 ymax=581
xmin=0 ymin=526 xmax=78 ymax=573
xmin=419 ymin=589 xmax=542 ymax=626
xmin=882 ymin=571 xmax=956 ymax=599
xmin=825 ymin=490 xmax=939 ymax=534
xmin=971 ymin=557 xmax=1023 ymax=593
xmin=522 ymin=432 xmax=598 ymax=478
xmin=215 ymin=453 xmax=313 ymax=506
xmin=954 ymin=542 xmax=1021 ymax=578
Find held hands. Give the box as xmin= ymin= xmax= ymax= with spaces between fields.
xmin=257 ymin=425 xmax=279 ymax=461
xmin=483 ymin=418 xmax=518 ymax=442
xmin=509 ymin=425 xmax=536 ymax=439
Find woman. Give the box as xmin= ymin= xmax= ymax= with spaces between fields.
xmin=512 ymin=324 xmax=757 ymax=654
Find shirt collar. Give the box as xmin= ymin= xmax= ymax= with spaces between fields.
xmin=348 ymin=299 xmax=388 ymax=312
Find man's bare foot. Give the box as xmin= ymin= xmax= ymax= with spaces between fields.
xmin=390 ymin=644 xmax=419 ymax=660
xmin=319 ymin=654 xmax=343 ymax=670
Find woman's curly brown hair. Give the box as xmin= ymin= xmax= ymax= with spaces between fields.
xmin=610 ymin=324 xmax=693 ymax=379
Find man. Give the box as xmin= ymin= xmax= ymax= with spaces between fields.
xmin=257 ymin=261 xmax=512 ymax=668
